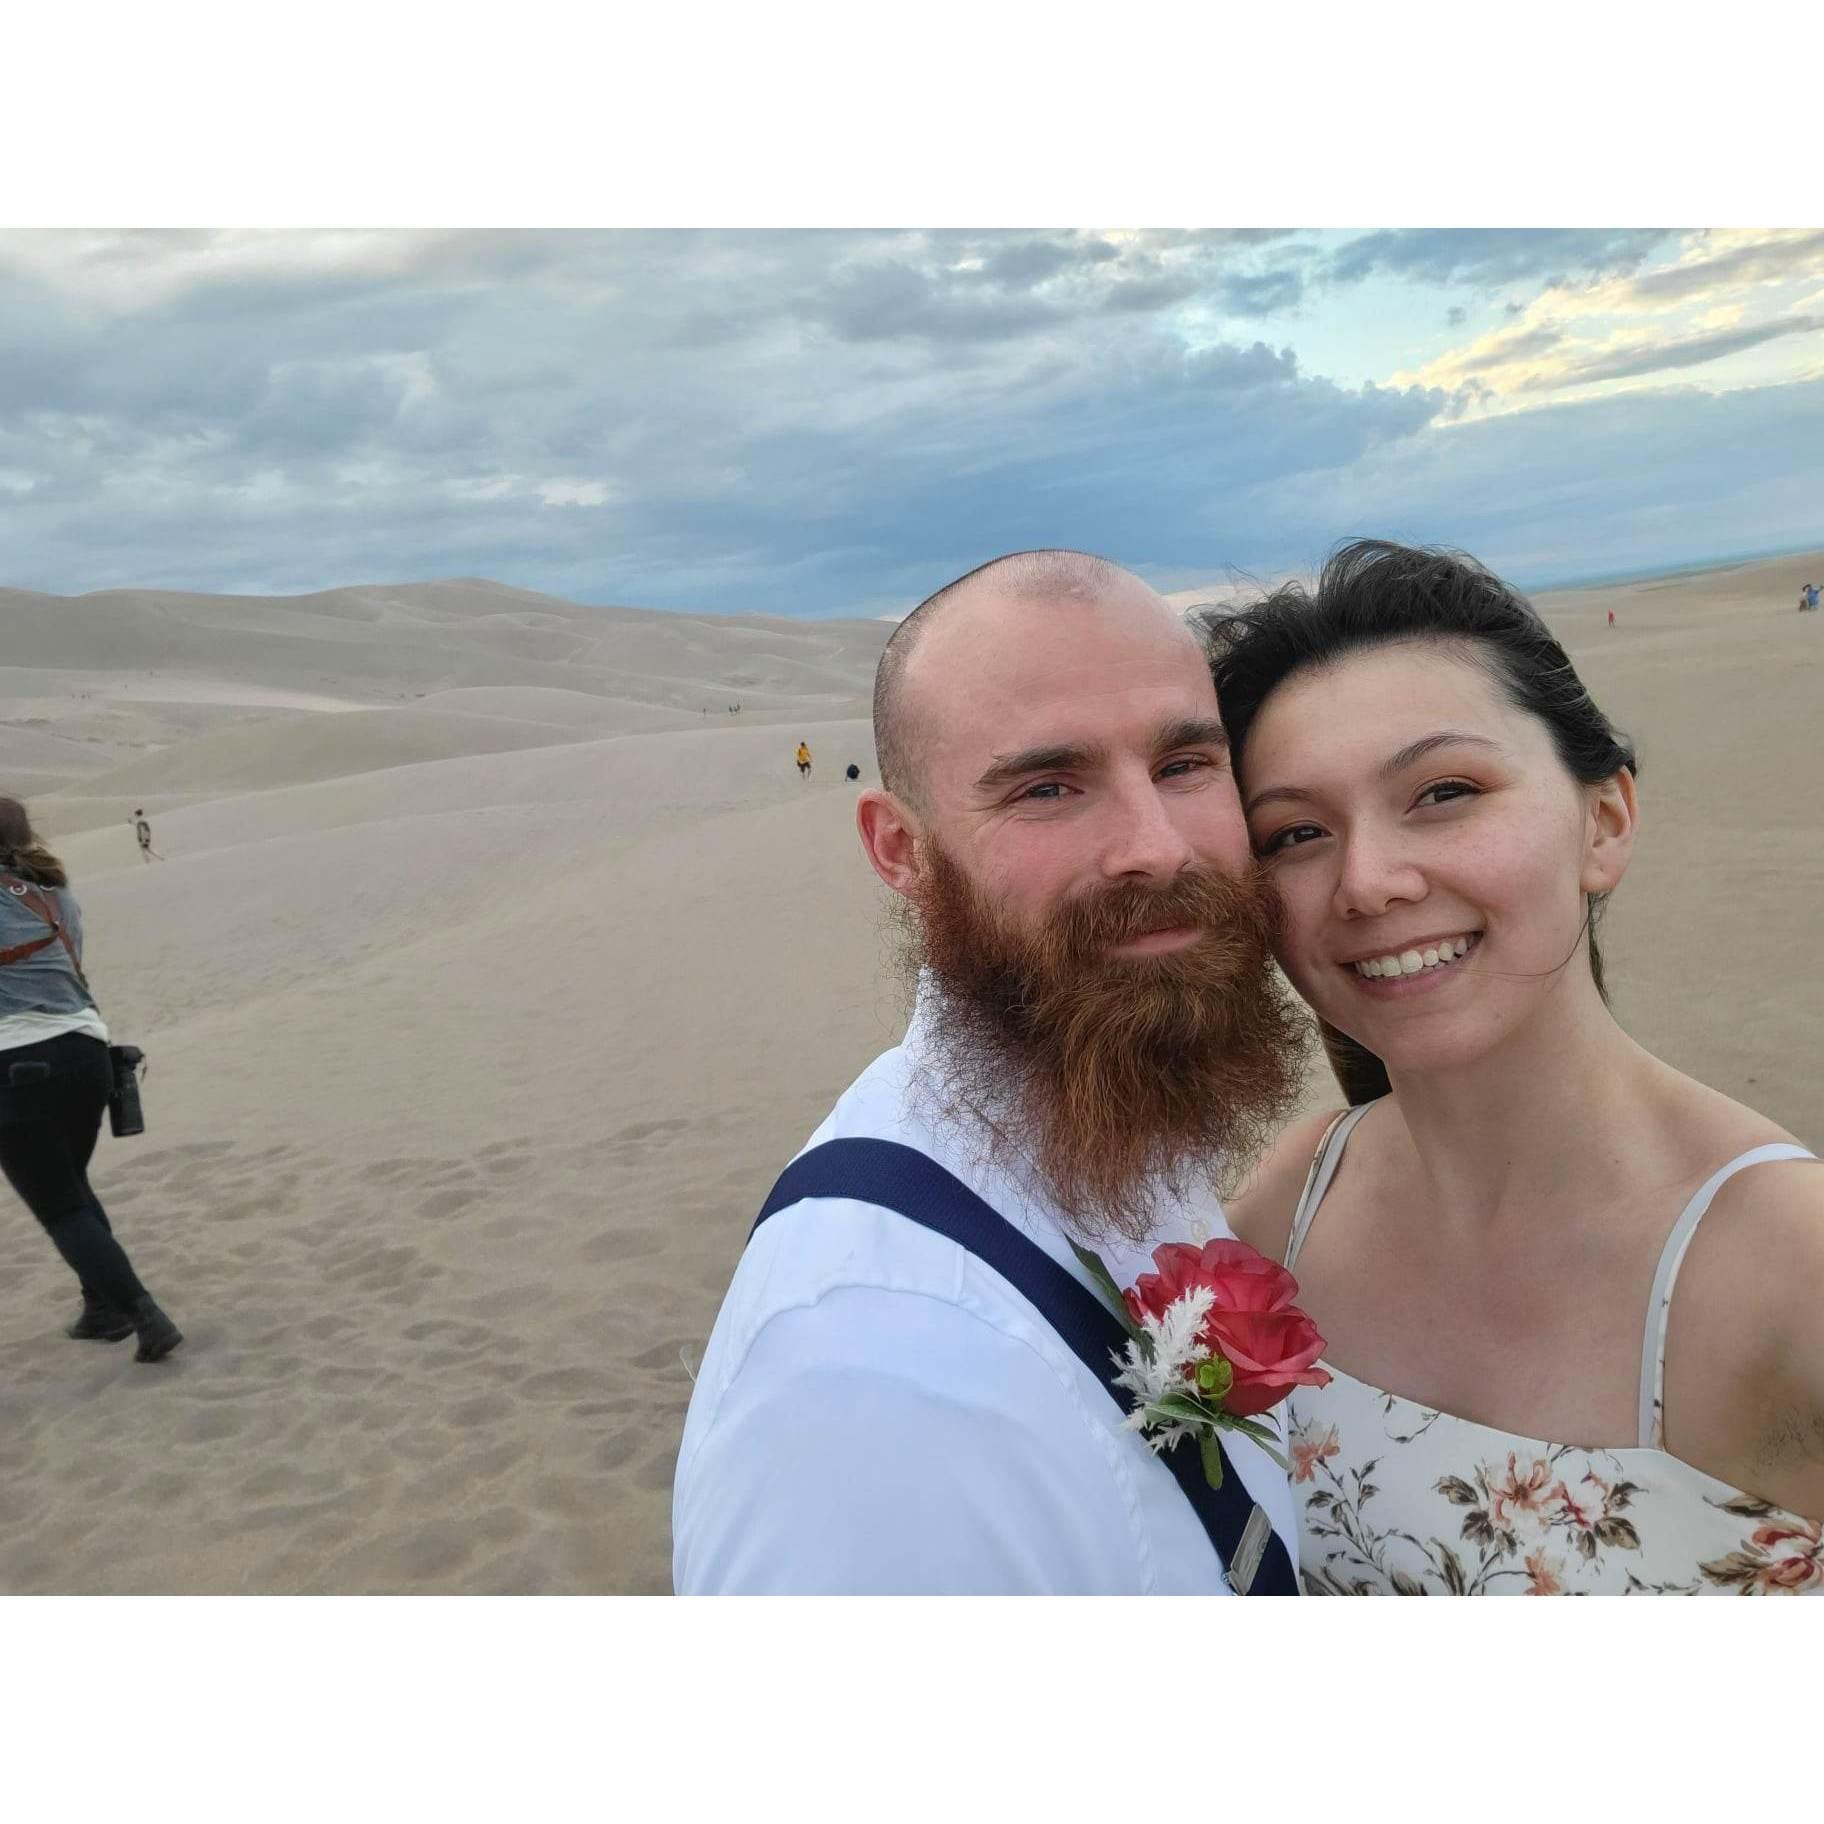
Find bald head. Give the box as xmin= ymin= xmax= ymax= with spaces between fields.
xmin=875 ymin=550 xmax=1186 ymax=808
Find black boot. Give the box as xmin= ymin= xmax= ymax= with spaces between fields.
xmin=66 ymin=1293 xmax=137 ymax=1343
xmin=131 ymin=1295 xmax=183 ymax=1364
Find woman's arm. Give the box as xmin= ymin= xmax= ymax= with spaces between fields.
xmin=1664 ymin=1158 xmax=1824 ymax=1519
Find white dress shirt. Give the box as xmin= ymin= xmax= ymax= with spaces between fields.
xmin=672 ymin=995 xmax=1298 ymax=1594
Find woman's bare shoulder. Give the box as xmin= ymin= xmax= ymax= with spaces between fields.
xmin=1224 ymin=1105 xmax=1353 ymax=1262
xmin=1645 ymin=1061 xmax=1806 ymax=1160
xmin=1663 ymin=1144 xmax=1824 ymax=1517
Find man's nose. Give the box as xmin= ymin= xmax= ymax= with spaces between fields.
xmin=1098 ymin=778 xmax=1196 ymax=881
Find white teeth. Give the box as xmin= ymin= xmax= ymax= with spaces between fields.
xmin=1354 ymin=934 xmax=1478 ymax=980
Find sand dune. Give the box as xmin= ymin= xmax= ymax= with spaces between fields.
xmin=0 ymin=579 xmax=884 ymax=716
xmin=0 ymin=558 xmax=1817 ymax=1593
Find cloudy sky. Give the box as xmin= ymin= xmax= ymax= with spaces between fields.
xmin=3 ymin=226 xmax=1822 ymax=617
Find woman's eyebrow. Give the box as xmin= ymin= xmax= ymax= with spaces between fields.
xmin=1379 ymin=730 xmax=1503 ymax=776
xmin=1244 ymin=731 xmax=1503 ymax=817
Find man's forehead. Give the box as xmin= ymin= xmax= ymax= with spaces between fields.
xmin=917 ymin=581 xmax=1197 ymax=683
xmin=911 ymin=590 xmax=1217 ymax=776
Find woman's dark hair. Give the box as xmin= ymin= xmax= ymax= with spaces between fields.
xmin=0 ymin=796 xmax=70 ymax=888
xmin=1203 ymin=539 xmax=1638 ymax=1106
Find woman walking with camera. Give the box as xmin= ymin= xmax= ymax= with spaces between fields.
xmin=0 ymin=796 xmax=181 ymax=1362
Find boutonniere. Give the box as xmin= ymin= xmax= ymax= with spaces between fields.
xmin=1076 ymin=1239 xmax=1331 ymax=1490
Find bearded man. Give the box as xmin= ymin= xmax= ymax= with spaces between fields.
xmin=672 ymin=551 xmax=1312 ymax=1594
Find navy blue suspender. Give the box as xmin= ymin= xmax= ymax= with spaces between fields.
xmin=752 ymin=1136 xmax=1297 ymax=1595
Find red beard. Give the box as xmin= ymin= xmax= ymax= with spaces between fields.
xmin=900 ymin=840 xmax=1313 ymax=1243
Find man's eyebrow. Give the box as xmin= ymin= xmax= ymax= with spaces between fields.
xmin=1157 ymin=717 xmax=1229 ymax=756
xmin=1244 ymin=731 xmax=1502 ymax=818
xmin=973 ymin=741 xmax=1106 ymax=797
xmin=971 ymin=719 xmax=1229 ymax=798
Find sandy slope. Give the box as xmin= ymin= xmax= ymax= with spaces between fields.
xmin=0 ymin=559 xmax=1818 ymax=1593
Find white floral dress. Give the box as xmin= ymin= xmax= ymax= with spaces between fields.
xmin=1283 ymin=1104 xmax=1821 ymax=1595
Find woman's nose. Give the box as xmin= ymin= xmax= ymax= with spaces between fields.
xmin=1332 ymin=828 xmax=1426 ymax=919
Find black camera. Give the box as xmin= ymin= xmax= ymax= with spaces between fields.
xmin=108 ymin=1044 xmax=146 ymax=1138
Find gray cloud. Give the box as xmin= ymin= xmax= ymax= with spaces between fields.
xmin=972 ymin=235 xmax=1121 ymax=287
xmin=1221 ymin=267 xmax=1304 ymax=317
xmin=1331 ymin=227 xmax=1673 ymax=290
xmin=1626 ymin=229 xmax=1824 ymax=305
xmin=1207 ymin=373 xmax=1824 ymax=590
xmin=0 ymin=228 xmax=1818 ymax=615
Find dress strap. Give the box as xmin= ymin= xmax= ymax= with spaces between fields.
xmin=1637 ymin=1143 xmax=1817 ymax=1448
xmin=1284 ymin=1101 xmax=1376 ymax=1271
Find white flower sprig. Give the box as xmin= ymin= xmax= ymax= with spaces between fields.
xmin=1112 ymin=1283 xmax=1219 ymax=1454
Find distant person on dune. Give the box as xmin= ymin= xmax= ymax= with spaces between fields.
xmin=796 ymin=742 xmax=812 ymax=779
xmin=0 ymin=796 xmax=182 ymax=1362
xmin=1803 ymin=584 xmax=1820 ymax=613
xmin=1608 ymin=609 xmax=1615 ymax=627
xmin=131 ymin=809 xmax=162 ymax=862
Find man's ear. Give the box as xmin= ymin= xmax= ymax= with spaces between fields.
xmin=857 ymin=788 xmax=922 ymax=897
xmin=1581 ymin=768 xmax=1639 ymax=896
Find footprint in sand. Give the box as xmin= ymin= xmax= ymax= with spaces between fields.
xmin=515 ymin=1367 xmax=601 ymax=1403
xmin=418 ymin=1185 xmax=485 ymax=1219
xmin=359 ymin=1157 xmax=443 ymax=1186
xmin=578 ymin=1227 xmax=666 ymax=1264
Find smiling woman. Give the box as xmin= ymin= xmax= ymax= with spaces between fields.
xmin=1202 ymin=540 xmax=1824 ymax=1596
xmin=1209 ymin=540 xmax=1640 ymax=1103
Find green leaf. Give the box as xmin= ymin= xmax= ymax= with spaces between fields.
xmin=1070 ymin=1243 xmax=1147 ymax=1343
xmin=1221 ymin=1414 xmax=1285 ymax=1447
xmin=1199 ymin=1430 xmax=1225 ymax=1491
xmin=1147 ymin=1393 xmax=1217 ymax=1427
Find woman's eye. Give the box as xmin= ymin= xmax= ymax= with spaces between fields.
xmin=1258 ymin=822 xmax=1324 ymax=855
xmin=1415 ymin=779 xmax=1480 ymax=809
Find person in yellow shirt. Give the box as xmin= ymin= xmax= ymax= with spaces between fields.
xmin=795 ymin=742 xmax=812 ymax=779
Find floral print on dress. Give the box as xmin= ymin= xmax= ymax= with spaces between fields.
xmin=1286 ymin=1377 xmax=1824 ymax=1596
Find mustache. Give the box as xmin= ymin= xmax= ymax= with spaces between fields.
xmin=1016 ymin=865 xmax=1289 ymax=983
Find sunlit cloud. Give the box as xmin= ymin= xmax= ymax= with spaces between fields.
xmin=1391 ymin=229 xmax=1824 ymax=415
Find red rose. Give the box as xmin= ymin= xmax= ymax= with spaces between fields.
xmin=1124 ymin=1239 xmax=1330 ymax=1419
